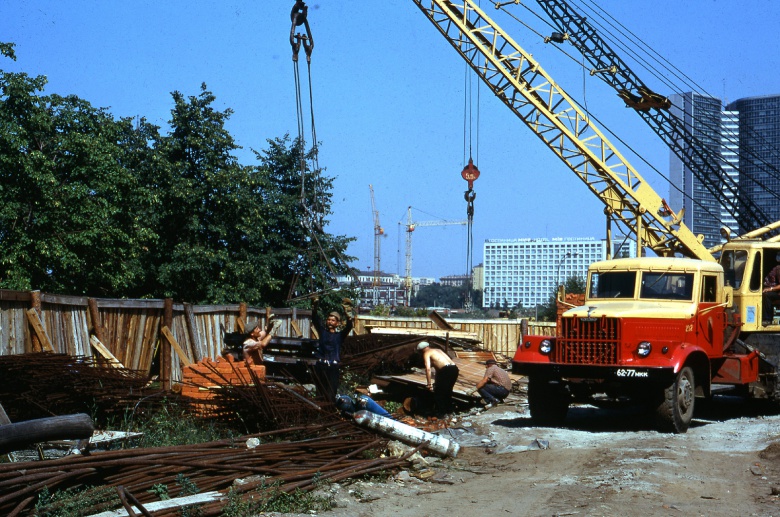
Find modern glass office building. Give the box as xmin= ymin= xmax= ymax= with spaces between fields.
xmin=726 ymin=94 xmax=780 ymax=227
xmin=482 ymin=238 xmax=635 ymax=309
xmin=668 ymin=92 xmax=725 ymax=247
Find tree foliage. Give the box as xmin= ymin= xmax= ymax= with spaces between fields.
xmin=411 ymin=282 xmax=479 ymax=310
xmin=0 ymin=48 xmax=354 ymax=304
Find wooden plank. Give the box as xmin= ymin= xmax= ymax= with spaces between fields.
xmin=184 ymin=304 xmax=202 ymax=361
xmin=0 ymin=289 xmax=32 ymax=302
xmin=95 ymin=299 xmax=167 ymax=310
xmin=429 ymin=310 xmax=455 ymax=331
xmin=39 ymin=293 xmax=89 ymax=306
xmin=25 ymin=309 xmax=54 ymax=352
xmin=89 ymin=491 xmax=222 ymax=517
xmin=365 ymin=326 xmax=479 ymax=340
xmin=90 ymin=335 xmax=125 ymax=368
xmin=161 ymin=326 xmax=192 ymax=366
xmin=290 ymin=319 xmax=303 ymax=338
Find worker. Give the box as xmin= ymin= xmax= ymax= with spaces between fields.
xmin=242 ymin=316 xmax=281 ymax=364
xmin=417 ymin=341 xmax=459 ymax=417
xmin=763 ymin=252 xmax=780 ymax=325
xmin=312 ymin=298 xmax=355 ymax=403
xmin=475 ymin=359 xmax=512 ymax=409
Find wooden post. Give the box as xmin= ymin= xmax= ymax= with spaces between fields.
xmin=87 ymin=298 xmax=104 ymax=344
xmin=239 ymin=302 xmax=247 ymax=332
xmin=29 ymin=290 xmax=42 ymax=353
xmin=162 ymin=298 xmax=173 ymax=390
xmin=184 ymin=303 xmax=200 ymax=362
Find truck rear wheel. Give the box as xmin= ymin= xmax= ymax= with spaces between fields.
xmin=528 ymin=376 xmax=570 ymax=426
xmin=656 ymin=366 xmax=695 ymax=433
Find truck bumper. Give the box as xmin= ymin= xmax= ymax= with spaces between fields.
xmin=513 ymin=362 xmax=676 ymax=384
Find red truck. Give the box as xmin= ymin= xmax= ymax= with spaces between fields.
xmin=512 ymin=254 xmax=780 ymax=433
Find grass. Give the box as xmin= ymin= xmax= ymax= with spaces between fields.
xmin=33 ymin=486 xmax=119 ymax=517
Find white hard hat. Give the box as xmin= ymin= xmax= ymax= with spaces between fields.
xmin=417 ymin=341 xmax=429 ymax=350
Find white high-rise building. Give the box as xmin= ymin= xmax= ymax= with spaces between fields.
xmin=482 ymin=237 xmax=635 ymax=309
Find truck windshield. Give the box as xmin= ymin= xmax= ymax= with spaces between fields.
xmin=589 ymin=271 xmax=636 ymax=299
xmin=640 ymin=272 xmax=694 ymax=300
xmin=719 ymin=249 xmax=748 ymax=289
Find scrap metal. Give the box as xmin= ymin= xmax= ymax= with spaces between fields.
xmin=0 ymin=422 xmax=411 ymax=516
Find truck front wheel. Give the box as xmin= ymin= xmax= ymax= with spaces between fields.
xmin=656 ymin=366 xmax=695 ymax=433
xmin=528 ymin=376 xmax=570 ymax=427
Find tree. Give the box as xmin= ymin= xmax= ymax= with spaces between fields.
xmin=537 ymin=274 xmax=586 ymax=322
xmin=0 ymin=50 xmax=356 ymax=304
xmin=411 ymin=283 xmax=458 ymax=308
xmin=252 ymin=135 xmax=356 ymax=307
xmin=0 ymin=48 xmax=158 ymax=295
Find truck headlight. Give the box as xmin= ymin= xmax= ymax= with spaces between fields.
xmin=539 ymin=339 xmax=553 ymax=355
xmin=637 ymin=341 xmax=652 ymax=357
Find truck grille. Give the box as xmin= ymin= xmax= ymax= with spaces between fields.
xmin=556 ymin=316 xmax=620 ymax=365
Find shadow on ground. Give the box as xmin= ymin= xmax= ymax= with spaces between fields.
xmin=489 ymin=395 xmax=780 ymax=433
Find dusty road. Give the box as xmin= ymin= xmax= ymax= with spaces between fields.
xmin=320 ymin=394 xmax=780 ymax=517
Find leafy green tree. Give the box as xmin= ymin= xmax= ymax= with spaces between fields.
xmin=537 ymin=274 xmax=586 ymax=321
xmin=252 ymin=134 xmax=356 ymax=307
xmin=144 ymin=84 xmax=271 ymax=303
xmin=411 ymin=283 xmax=461 ymax=308
xmin=0 ymin=47 xmax=157 ymax=294
xmin=0 ymin=49 xmax=356 ymax=305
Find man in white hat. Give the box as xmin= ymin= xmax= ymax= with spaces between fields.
xmin=417 ymin=341 xmax=459 ymax=416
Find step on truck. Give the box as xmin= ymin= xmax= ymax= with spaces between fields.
xmin=513 ymin=249 xmax=780 ymax=433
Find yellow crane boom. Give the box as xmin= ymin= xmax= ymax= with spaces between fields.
xmin=411 ymin=0 xmax=715 ymax=261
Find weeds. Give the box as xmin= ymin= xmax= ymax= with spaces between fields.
xmin=124 ymin=399 xmax=231 ymax=448
xmin=33 ymin=485 xmax=119 ymax=517
xmin=220 ymin=482 xmax=335 ymax=517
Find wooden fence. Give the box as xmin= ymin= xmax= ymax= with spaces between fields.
xmin=354 ymin=315 xmax=555 ymax=358
xmin=1 ymin=288 xmax=556 ymax=384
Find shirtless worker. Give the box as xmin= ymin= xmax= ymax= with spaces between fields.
xmin=417 ymin=341 xmax=459 ymax=416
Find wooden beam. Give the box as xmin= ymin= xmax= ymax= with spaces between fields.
xmin=364 ymin=326 xmax=479 ymax=341
xmin=90 ymin=335 xmax=125 ymax=368
xmin=25 ymin=308 xmax=54 ymax=352
xmin=429 ymin=310 xmax=455 ymax=331
xmin=290 ymin=319 xmax=303 ymax=338
xmin=161 ymin=326 xmax=192 ymax=367
xmin=89 ymin=491 xmax=222 ymax=517
xmin=184 ymin=303 xmax=201 ymax=361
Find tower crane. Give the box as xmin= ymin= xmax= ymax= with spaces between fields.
xmin=403 ymin=206 xmax=467 ymax=306
xmin=369 ymin=185 xmax=384 ymax=305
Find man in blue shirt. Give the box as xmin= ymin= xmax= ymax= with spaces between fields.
xmin=311 ymin=298 xmax=354 ymax=403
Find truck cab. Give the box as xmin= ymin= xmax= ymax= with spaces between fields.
xmin=513 ymin=256 xmax=760 ymax=433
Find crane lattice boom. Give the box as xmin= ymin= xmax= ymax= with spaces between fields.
xmin=411 ymin=0 xmax=715 ymax=261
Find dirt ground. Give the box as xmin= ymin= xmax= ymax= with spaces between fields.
xmin=300 ymin=391 xmax=780 ymax=517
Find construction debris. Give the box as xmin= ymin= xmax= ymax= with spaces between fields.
xmin=0 ymin=422 xmax=411 ymax=516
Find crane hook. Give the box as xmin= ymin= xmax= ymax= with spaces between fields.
xmin=290 ymin=1 xmax=314 ymax=63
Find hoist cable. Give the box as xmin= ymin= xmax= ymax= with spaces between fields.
xmin=493 ymin=1 xmax=728 ymax=234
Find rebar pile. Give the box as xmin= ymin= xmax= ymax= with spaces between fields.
xmin=0 ymin=353 xmax=155 ymax=423
xmin=181 ymin=362 xmax=333 ymax=432
xmin=341 ymin=334 xmax=423 ymax=375
xmin=0 ymin=421 xmax=410 ymax=516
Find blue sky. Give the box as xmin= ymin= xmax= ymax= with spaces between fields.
xmin=3 ymin=1 xmax=780 ymax=280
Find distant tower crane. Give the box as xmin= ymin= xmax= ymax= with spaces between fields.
xmin=404 ymin=206 xmax=467 ymax=306
xmin=369 ymin=186 xmax=384 ymax=299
